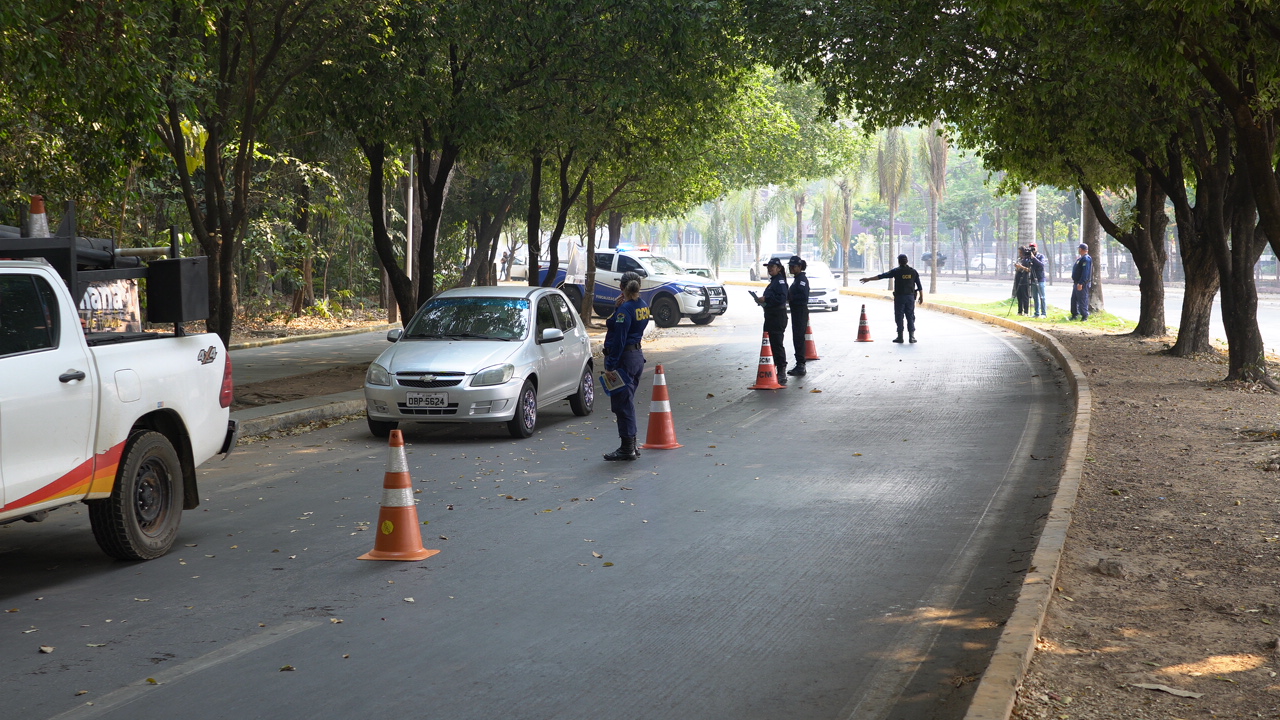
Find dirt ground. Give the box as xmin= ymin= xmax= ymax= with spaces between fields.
xmin=228 ymin=313 xmax=1280 ymax=718
xmin=1013 ymin=327 xmax=1280 ymax=720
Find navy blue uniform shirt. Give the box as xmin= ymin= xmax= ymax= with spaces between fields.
xmin=871 ymin=265 xmax=924 ymax=296
xmin=603 ymin=298 xmax=650 ymax=370
xmin=788 ymin=271 xmax=810 ymax=308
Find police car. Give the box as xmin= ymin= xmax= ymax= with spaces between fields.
xmin=549 ymin=247 xmax=729 ymax=327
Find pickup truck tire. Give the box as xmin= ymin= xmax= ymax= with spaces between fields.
xmin=651 ymin=295 xmax=680 ymax=328
xmin=89 ymin=431 xmax=184 ymax=561
xmin=367 ymin=416 xmax=398 ymax=439
xmin=690 ymin=313 xmax=716 ymax=325
xmin=507 ymin=379 xmax=538 ymax=438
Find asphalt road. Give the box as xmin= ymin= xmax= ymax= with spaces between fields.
xmin=0 ymin=291 xmax=1070 ymax=720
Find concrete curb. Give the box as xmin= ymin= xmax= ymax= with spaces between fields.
xmin=233 ymin=391 xmax=366 ymax=437
xmin=228 ymin=323 xmax=401 ymax=351
xmin=836 ymin=292 xmax=1090 ymax=720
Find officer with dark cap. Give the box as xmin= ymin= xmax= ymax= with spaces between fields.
xmin=786 ymin=255 xmax=810 ymax=376
xmin=755 ymin=257 xmax=790 ymax=383
xmin=1070 ymin=242 xmax=1093 ymax=320
xmin=602 ymin=271 xmax=649 ymax=461
xmin=860 ymin=254 xmax=924 ymax=343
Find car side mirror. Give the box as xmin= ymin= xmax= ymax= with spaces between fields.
xmin=387 ymin=329 xmax=403 ymax=342
xmin=632 ymin=268 xmax=648 ymax=278
xmin=540 ymin=328 xmax=564 ymax=344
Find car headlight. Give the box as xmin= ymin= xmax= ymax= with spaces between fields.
xmin=680 ymin=285 xmax=702 ymax=295
xmin=471 ymin=363 xmax=515 ymax=387
xmin=366 ymin=362 xmax=392 ymax=386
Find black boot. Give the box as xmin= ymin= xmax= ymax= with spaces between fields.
xmin=788 ymin=363 xmax=806 ymax=376
xmin=909 ymin=333 xmax=917 ymax=343
xmin=603 ymin=437 xmax=638 ymax=462
xmin=893 ymin=333 xmax=904 ymax=343
xmin=776 ymin=364 xmax=788 ymax=385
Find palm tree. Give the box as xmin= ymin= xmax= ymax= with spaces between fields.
xmin=919 ymin=120 xmax=948 ymax=293
xmin=877 ymin=127 xmax=911 ymax=278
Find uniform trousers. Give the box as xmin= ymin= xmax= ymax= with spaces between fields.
xmin=1070 ymin=284 xmax=1091 ymax=319
xmin=893 ymin=294 xmax=917 ymax=334
xmin=766 ymin=329 xmax=788 ymax=370
xmin=789 ymin=307 xmax=809 ymax=363
xmin=609 ymin=348 xmax=645 ymax=438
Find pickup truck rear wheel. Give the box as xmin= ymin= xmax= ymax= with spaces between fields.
xmin=89 ymin=431 xmax=183 ymax=561
xmin=690 ymin=313 xmax=715 ymax=325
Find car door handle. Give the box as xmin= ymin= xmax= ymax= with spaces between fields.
xmin=60 ymin=369 xmax=87 ymax=383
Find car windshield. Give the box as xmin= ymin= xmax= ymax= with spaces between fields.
xmin=403 ymin=297 xmax=529 ymax=340
xmin=806 ymin=261 xmax=834 ymax=279
xmin=640 ymin=256 xmax=685 ymax=276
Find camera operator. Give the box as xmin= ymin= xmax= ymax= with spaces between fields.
xmin=1012 ymin=246 xmax=1033 ymax=316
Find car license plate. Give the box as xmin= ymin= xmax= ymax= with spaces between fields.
xmin=406 ymin=392 xmax=448 ymax=408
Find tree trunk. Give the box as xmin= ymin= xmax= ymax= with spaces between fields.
xmin=1081 ymin=173 xmax=1166 ymax=336
xmin=1219 ymin=173 xmax=1271 ymax=382
xmin=1081 ymin=194 xmax=1105 ymax=314
xmin=358 ymin=139 xmax=414 ymax=322
xmin=541 ymin=148 xmax=591 ymax=287
xmin=794 ymin=191 xmax=805 ymax=256
xmin=412 ymin=134 xmax=459 ymax=307
xmin=526 ymin=153 xmax=544 ymax=286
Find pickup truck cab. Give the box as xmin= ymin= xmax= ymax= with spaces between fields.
xmin=544 ymin=247 xmax=728 ymax=327
xmin=0 ymin=218 xmax=236 ymax=560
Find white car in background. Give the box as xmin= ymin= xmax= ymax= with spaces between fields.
xmin=804 ymin=260 xmax=841 ymax=312
xmin=364 ymin=286 xmax=594 ymax=439
xmin=767 ymin=253 xmax=840 ymax=312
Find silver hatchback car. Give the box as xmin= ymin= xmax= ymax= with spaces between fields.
xmin=364 ymin=286 xmax=594 ymax=439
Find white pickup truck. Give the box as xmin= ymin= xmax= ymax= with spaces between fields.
xmin=0 ymin=216 xmax=237 ymax=560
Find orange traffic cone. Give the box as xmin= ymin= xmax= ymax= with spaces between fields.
xmin=28 ymin=195 xmax=48 ymax=238
xmin=749 ymin=332 xmax=786 ymax=390
xmin=856 ymin=305 xmax=874 ymax=342
xmin=804 ymin=325 xmax=821 ymax=361
xmin=358 ymin=429 xmax=440 ymax=562
xmin=640 ymin=365 xmax=683 ymax=449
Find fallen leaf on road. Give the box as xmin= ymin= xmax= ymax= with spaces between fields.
xmin=279 ymin=665 xmax=295 ymax=672
xmin=1131 ymin=683 xmax=1203 ymax=698
xmin=330 ymin=619 xmax=343 ymax=624
xmin=145 ymin=678 xmax=158 ymax=685
xmin=22 ymin=629 xmax=37 ymax=634
xmin=404 ymin=598 xmax=415 ymax=603
xmin=4 ymin=609 xmax=17 ymax=613
xmin=133 ymin=598 xmax=150 ymax=602
xmin=602 ymin=562 xmax=614 ymax=567
xmin=75 ymin=691 xmax=88 ymax=696
xmin=810 ymin=389 xmax=822 ymax=393
xmin=39 ymin=646 xmax=54 ymax=654
xmin=86 ymin=643 xmax=106 ymax=647
xmin=438 ymin=535 xmax=448 ymax=540
xmin=592 ymin=551 xmax=603 ymax=558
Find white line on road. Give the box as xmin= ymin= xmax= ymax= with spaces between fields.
xmin=738 ymin=409 xmax=777 ymax=428
xmin=46 ymin=620 xmax=322 ymax=720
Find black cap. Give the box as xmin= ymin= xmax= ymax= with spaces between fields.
xmin=788 ymin=255 xmax=806 ymax=268
xmin=764 ymin=257 xmax=783 ymax=268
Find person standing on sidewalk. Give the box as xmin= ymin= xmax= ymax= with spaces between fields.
xmin=1027 ymin=242 xmax=1047 ymax=316
xmin=860 ymin=254 xmax=924 ymax=343
xmin=1070 ymin=243 xmax=1093 ymax=321
xmin=602 ymin=272 xmax=650 ymax=461
xmin=755 ymin=257 xmax=790 ymax=383
xmin=1012 ymin=247 xmax=1032 ymax=316
xmin=786 ymin=255 xmax=810 ymax=377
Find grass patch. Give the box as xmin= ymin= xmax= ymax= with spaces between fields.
xmin=934 ymin=298 xmax=1136 ymax=332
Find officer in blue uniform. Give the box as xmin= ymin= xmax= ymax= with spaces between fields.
xmin=602 ymin=271 xmax=650 ymax=461
xmin=786 ymin=255 xmax=810 ymax=376
xmin=1070 ymin=243 xmax=1093 ymax=320
xmin=860 ymin=254 xmax=924 ymax=343
xmin=755 ymin=257 xmax=790 ymax=384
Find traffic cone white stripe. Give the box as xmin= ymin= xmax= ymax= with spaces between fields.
xmin=387 ymin=446 xmax=408 ymax=473
xmin=380 ymin=487 xmax=415 ymax=507
xmin=649 ymin=399 xmax=671 ymax=413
